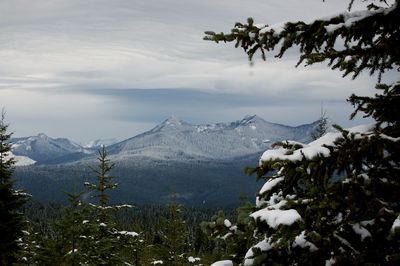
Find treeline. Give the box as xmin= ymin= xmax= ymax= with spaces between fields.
xmin=14 ymin=149 xmax=245 ymax=265
xmin=20 ymin=199 xmax=239 ymax=265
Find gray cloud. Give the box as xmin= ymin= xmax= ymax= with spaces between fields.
xmin=0 ymin=0 xmax=382 ymax=142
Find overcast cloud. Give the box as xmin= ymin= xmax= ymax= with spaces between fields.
xmin=0 ymin=0 xmax=390 ymax=142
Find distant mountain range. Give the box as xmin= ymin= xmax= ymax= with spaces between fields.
xmin=11 ymin=115 xmax=319 ymax=165
xmin=12 ymin=115 xmax=323 ymax=207
xmin=107 ymin=115 xmax=317 ymax=161
xmin=11 ymin=133 xmax=90 ymax=165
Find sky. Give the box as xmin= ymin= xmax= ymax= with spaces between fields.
xmin=0 ymin=0 xmax=393 ymax=143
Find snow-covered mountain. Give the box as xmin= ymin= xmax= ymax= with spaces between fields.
xmin=11 ymin=133 xmax=90 ymax=164
xmin=107 ymin=115 xmax=319 ymax=160
xmin=13 ymin=116 xmax=323 ymax=207
xmin=83 ymin=138 xmax=119 ymax=149
xmin=10 ymin=116 xmax=320 ymax=164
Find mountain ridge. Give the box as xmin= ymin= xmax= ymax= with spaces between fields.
xmin=106 ymin=114 xmax=319 ymax=161
xmin=12 ymin=115 xmax=325 ymax=207
xmin=11 ymin=115 xmax=320 ymax=165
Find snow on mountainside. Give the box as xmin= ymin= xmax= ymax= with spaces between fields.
xmin=107 ymin=115 xmax=320 ymax=160
xmin=10 ymin=116 xmax=322 ymax=164
xmin=6 ymin=151 xmax=36 ymax=166
xmin=11 ymin=133 xmax=90 ymax=163
xmin=12 ymin=116 xmax=324 ymax=207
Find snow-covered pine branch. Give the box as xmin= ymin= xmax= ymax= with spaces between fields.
xmin=204 ymin=1 xmax=399 ymax=80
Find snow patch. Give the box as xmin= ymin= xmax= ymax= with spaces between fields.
xmin=251 ymin=208 xmax=301 ymax=228
xmin=211 ymin=260 xmax=233 ymax=266
xmin=188 ymin=256 xmax=200 ymax=263
xmin=244 ymin=238 xmax=272 ymax=266
xmin=224 ymin=219 xmax=232 ymax=228
xmin=352 ymin=223 xmax=371 ymax=241
xmin=259 ymin=177 xmax=284 ymax=194
xmin=391 ymin=215 xmax=400 ymax=233
xmin=66 ymin=249 xmax=78 ymax=255
xmin=292 ymin=231 xmax=318 ymax=251
xmin=325 ymin=257 xmax=336 ymax=266
xmin=6 ymin=152 xmax=36 ymax=166
xmin=118 ymin=231 xmax=138 ymax=237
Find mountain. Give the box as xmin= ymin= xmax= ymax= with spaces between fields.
xmin=12 ymin=116 xmax=323 ymax=207
xmin=11 ymin=116 xmax=320 ymax=164
xmin=107 ymin=115 xmax=318 ymax=161
xmin=11 ymin=133 xmax=92 ymax=164
xmin=83 ymin=138 xmax=119 ymax=149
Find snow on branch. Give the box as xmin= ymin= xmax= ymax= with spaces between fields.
xmin=244 ymin=238 xmax=273 ymax=266
xmin=292 ymin=231 xmax=318 ymax=251
xmin=391 ymin=215 xmax=400 ymax=233
xmin=324 ymin=2 xmax=398 ymax=33
xmin=117 ymin=231 xmax=139 ymax=237
xmin=352 ymin=223 xmax=371 ymax=241
xmin=88 ymin=203 xmax=133 ymax=210
xmin=259 ymin=177 xmax=284 ymax=194
xmin=211 ymin=260 xmax=233 ymax=266
xmin=255 ymin=2 xmax=398 ymax=36
xmin=250 ymin=208 xmax=301 ymax=229
xmin=204 ymin=1 xmax=399 ymax=79
xmin=260 ymin=124 xmax=374 ymax=164
xmin=13 ymin=189 xmax=32 ymax=197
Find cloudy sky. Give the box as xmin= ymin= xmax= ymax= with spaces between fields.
xmin=0 ymin=0 xmax=391 ymax=143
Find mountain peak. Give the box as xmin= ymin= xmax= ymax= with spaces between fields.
xmin=163 ymin=116 xmax=182 ymax=125
xmin=238 ymin=115 xmax=265 ymax=125
xmin=37 ymin=133 xmax=48 ymax=138
xmin=149 ymin=116 xmax=187 ymax=133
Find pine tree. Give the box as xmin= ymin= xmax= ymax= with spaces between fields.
xmin=310 ymin=105 xmax=328 ymax=140
xmin=152 ymin=192 xmax=199 ymax=265
xmin=0 ymin=110 xmax=28 ymax=265
xmin=14 ymin=223 xmax=38 ymax=266
xmin=84 ymin=146 xmax=139 ymax=265
xmin=205 ymin=1 xmax=400 ymax=265
xmin=51 ymin=191 xmax=95 ymax=265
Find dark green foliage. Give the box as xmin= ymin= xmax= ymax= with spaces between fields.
xmin=24 ymin=148 xmax=142 ymax=265
xmin=51 ymin=191 xmax=95 ymax=265
xmin=150 ymin=193 xmax=204 ymax=265
xmin=205 ymin=0 xmax=399 ymax=265
xmin=0 ymin=111 xmax=28 ymax=265
xmin=247 ymin=122 xmax=400 ymax=265
xmin=20 ymin=198 xmax=225 ymax=265
xmin=349 ymin=82 xmax=400 ymax=136
xmin=201 ymin=197 xmax=255 ymax=264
